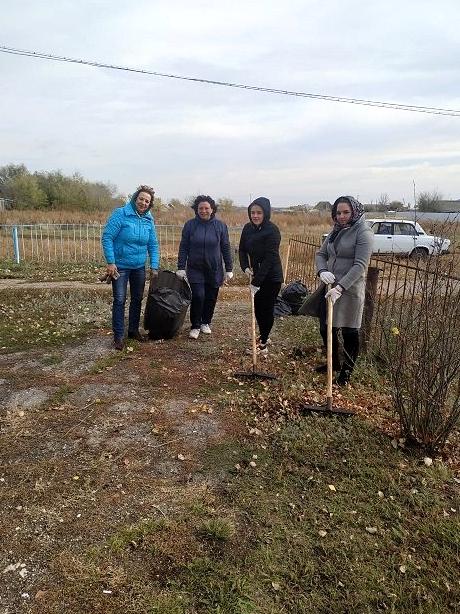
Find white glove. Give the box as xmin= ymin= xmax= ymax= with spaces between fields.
xmin=319 ymin=271 xmax=335 ymax=285
xmin=244 ymin=267 xmax=253 ymax=279
xmin=250 ymin=284 xmax=260 ymax=296
xmin=325 ymin=286 xmax=343 ymax=305
xmin=226 ymin=271 xmax=234 ymax=280
xmin=176 ymin=269 xmax=187 ymax=279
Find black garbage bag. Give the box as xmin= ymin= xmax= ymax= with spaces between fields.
xmin=144 ymin=270 xmax=192 ymax=339
xmin=281 ymin=280 xmax=309 ymax=315
xmin=274 ymin=297 xmax=292 ymax=317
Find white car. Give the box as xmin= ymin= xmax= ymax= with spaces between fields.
xmin=366 ymin=219 xmax=451 ymax=258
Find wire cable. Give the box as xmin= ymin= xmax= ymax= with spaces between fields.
xmin=1 ymin=45 xmax=459 ymax=117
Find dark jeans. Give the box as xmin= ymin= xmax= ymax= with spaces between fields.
xmin=112 ymin=267 xmax=146 ymax=340
xmin=189 ymin=282 xmax=219 ymax=329
xmin=254 ymin=282 xmax=281 ymax=344
xmin=319 ymin=296 xmax=360 ymax=372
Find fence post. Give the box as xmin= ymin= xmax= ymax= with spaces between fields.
xmin=283 ymin=240 xmax=291 ymax=283
xmin=360 ymin=266 xmax=379 ymax=353
xmin=12 ymin=226 xmax=20 ymax=264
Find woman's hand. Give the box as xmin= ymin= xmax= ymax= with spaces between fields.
xmin=319 ymin=271 xmax=335 ymax=285
xmin=176 ymin=269 xmax=187 ymax=279
xmin=106 ymin=264 xmax=118 ymax=277
xmin=225 ymin=271 xmax=234 ymax=281
xmin=325 ymin=285 xmax=343 ymax=305
xmin=150 ymin=269 xmax=158 ymax=282
xmin=244 ymin=267 xmax=253 ymax=279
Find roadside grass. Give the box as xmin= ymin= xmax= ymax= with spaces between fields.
xmin=0 ymin=260 xmax=104 ymax=282
xmin=0 ymin=288 xmax=111 ymax=351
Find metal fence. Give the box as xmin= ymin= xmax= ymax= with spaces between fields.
xmin=285 ymin=236 xmax=460 ymax=353
xmin=0 ymin=223 xmax=244 ymax=264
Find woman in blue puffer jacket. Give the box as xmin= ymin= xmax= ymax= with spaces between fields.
xmin=177 ymin=195 xmax=233 ymax=339
xmin=102 ymin=185 xmax=160 ymax=350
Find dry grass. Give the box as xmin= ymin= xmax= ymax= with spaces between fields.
xmin=0 ymin=207 xmax=331 ymax=236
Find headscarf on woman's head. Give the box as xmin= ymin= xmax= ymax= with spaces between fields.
xmin=329 ymin=195 xmax=364 ymax=242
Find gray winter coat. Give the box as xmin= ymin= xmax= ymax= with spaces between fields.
xmin=316 ymin=216 xmax=374 ymax=328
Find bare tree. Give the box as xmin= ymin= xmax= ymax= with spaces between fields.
xmin=417 ymin=190 xmax=443 ymax=212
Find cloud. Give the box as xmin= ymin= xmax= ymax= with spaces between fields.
xmin=1 ymin=0 xmax=460 ymax=205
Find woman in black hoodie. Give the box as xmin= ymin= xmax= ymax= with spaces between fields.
xmin=238 ymin=197 xmax=283 ymax=355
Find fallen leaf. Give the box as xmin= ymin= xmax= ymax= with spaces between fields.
xmin=365 ymin=526 xmax=378 ymax=534
xmin=318 ymin=530 xmax=327 ymax=537
xmin=423 ymin=457 xmax=433 ymax=466
xmin=177 ymin=454 xmax=186 ymax=461
xmin=271 ymin=582 xmax=281 ymax=591
xmin=328 ymin=484 xmax=336 ymax=492
xmin=399 ymin=565 xmax=407 ymax=573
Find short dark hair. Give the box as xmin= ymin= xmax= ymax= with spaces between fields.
xmin=132 ymin=185 xmax=155 ymax=209
xmin=192 ymin=195 xmax=217 ymax=214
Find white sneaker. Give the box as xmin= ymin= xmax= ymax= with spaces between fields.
xmin=245 ymin=343 xmax=268 ymax=357
xmin=200 ymin=324 xmax=212 ymax=334
xmin=257 ymin=336 xmax=272 ymax=345
xmin=189 ymin=328 xmax=200 ymax=339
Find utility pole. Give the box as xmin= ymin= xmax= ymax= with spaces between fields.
xmin=413 ymin=180 xmax=417 ymax=225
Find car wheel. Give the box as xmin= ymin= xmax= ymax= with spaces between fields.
xmin=410 ymin=247 xmax=429 ymax=261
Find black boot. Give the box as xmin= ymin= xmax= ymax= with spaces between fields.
xmin=336 ymin=368 xmax=351 ymax=386
xmin=315 ymin=361 xmax=341 ymax=373
xmin=336 ymin=328 xmax=360 ymax=386
xmin=114 ymin=338 xmax=124 ymax=351
xmin=317 ymin=327 xmax=341 ymax=372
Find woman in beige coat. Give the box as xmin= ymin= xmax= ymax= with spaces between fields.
xmin=315 ymin=196 xmax=373 ymax=385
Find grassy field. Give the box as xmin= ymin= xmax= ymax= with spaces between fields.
xmin=0 ymin=206 xmax=331 ymax=237
xmin=0 ymin=282 xmax=459 ymax=613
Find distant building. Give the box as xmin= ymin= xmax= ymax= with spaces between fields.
xmin=437 ymin=199 xmax=460 ymax=213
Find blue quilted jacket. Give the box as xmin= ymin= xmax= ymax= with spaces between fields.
xmin=102 ymin=201 xmax=159 ymax=269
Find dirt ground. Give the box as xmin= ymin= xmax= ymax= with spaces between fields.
xmin=0 ymin=286 xmax=270 ymax=611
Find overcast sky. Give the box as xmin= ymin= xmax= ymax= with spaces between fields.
xmin=1 ymin=0 xmax=459 ymax=206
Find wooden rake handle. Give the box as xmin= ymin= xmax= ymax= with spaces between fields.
xmin=326 ymin=284 xmax=333 ymax=410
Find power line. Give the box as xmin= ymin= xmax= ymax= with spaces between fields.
xmin=1 ymin=44 xmax=460 ymax=117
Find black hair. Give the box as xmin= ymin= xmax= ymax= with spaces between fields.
xmin=192 ymin=195 xmax=217 ymax=214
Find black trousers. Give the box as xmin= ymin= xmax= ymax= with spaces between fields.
xmin=190 ymin=283 xmax=219 ymax=329
xmin=254 ymin=282 xmax=282 ymax=344
xmin=319 ymin=296 xmax=360 ymax=372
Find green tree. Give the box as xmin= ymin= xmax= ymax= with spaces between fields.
xmin=9 ymin=174 xmax=48 ymax=209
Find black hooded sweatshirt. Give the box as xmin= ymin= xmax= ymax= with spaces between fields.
xmin=238 ymin=197 xmax=284 ymax=287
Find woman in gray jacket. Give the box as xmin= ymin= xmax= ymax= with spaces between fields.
xmin=315 ymin=196 xmax=373 ymax=385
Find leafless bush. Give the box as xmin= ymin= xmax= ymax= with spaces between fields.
xmin=380 ymin=240 xmax=460 ymax=451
